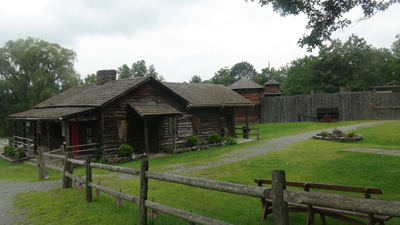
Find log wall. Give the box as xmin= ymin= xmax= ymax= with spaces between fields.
xmin=261 ymin=91 xmax=400 ymax=123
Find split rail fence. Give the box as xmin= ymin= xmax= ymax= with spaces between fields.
xmin=55 ymin=157 xmax=400 ymax=225
xmin=261 ymin=91 xmax=400 ymax=123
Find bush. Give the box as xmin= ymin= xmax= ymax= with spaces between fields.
xmin=94 ymin=147 xmax=104 ymax=161
xmin=185 ymin=136 xmax=199 ymax=147
xmin=4 ymin=146 xmax=25 ymax=157
xmin=222 ymin=136 xmax=237 ymax=145
xmin=208 ymin=133 xmax=222 ymax=144
xmin=116 ymin=144 xmax=133 ymax=157
xmin=347 ymin=131 xmax=356 ymax=137
xmin=320 ymin=131 xmax=329 ymax=137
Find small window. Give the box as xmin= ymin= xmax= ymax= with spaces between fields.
xmin=192 ymin=116 xmax=201 ymax=134
xmin=117 ymin=120 xmax=128 ymax=142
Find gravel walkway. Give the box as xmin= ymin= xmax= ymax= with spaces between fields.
xmin=0 ymin=179 xmax=61 ymax=225
xmin=164 ymin=121 xmax=377 ymax=174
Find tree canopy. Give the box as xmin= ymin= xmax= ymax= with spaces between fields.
xmin=189 ymin=75 xmax=202 ymax=83
xmin=0 ymin=37 xmax=80 ymax=135
xmin=117 ymin=60 xmax=165 ymax=81
xmin=250 ymin=0 xmax=400 ymax=50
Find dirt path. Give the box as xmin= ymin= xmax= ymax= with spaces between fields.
xmin=0 ymin=180 xmax=61 ymax=225
xmin=163 ymin=121 xmax=378 ymax=174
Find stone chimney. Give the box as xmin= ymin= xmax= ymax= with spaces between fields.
xmin=97 ymin=69 xmax=117 ymax=85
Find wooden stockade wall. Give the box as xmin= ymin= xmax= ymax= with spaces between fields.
xmin=261 ymin=91 xmax=400 ymax=123
xmin=55 ymin=157 xmax=400 ymax=225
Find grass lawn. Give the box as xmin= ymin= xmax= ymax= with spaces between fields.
xmin=2 ymin=120 xmax=399 ymax=224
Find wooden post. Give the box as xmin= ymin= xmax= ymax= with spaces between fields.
xmin=63 ymin=152 xmax=73 ymax=188
xmin=13 ymin=120 xmax=17 ymax=143
xmin=86 ymin=156 xmax=92 ymax=203
xmin=271 ymin=170 xmax=289 ymax=225
xmin=47 ymin=122 xmax=51 ymax=150
xmin=22 ymin=120 xmax=26 ymax=150
xmin=33 ymin=122 xmax=37 ymax=155
xmin=172 ymin=116 xmax=177 ymax=153
xmin=144 ymin=117 xmax=149 ymax=155
xmin=37 ymin=146 xmax=46 ymax=179
xmin=245 ymin=107 xmax=249 ymax=139
xmin=139 ymin=160 xmax=149 ymax=225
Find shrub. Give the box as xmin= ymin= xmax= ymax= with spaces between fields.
xmin=94 ymin=147 xmax=104 ymax=161
xmin=116 ymin=144 xmax=133 ymax=157
xmin=347 ymin=131 xmax=356 ymax=137
xmin=223 ymin=136 xmax=237 ymax=145
xmin=185 ymin=136 xmax=199 ymax=147
xmin=320 ymin=131 xmax=329 ymax=137
xmin=208 ymin=133 xmax=222 ymax=144
xmin=4 ymin=146 xmax=25 ymax=157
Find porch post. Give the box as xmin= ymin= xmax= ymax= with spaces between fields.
xmin=245 ymin=107 xmax=249 ymax=139
xmin=13 ymin=120 xmax=17 ymax=144
xmin=47 ymin=122 xmax=51 ymax=150
xmin=144 ymin=117 xmax=149 ymax=155
xmin=22 ymin=120 xmax=26 ymax=148
xmin=172 ymin=116 xmax=177 ymax=153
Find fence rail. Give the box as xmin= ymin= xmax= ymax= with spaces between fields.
xmin=58 ymin=158 xmax=400 ymax=225
xmin=234 ymin=126 xmax=260 ymax=139
xmin=261 ymin=91 xmax=400 ymax=123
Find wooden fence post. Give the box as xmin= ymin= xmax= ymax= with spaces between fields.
xmin=37 ymin=146 xmax=46 ymax=179
xmin=271 ymin=170 xmax=289 ymax=225
xmin=63 ymin=152 xmax=73 ymax=188
xmin=86 ymin=156 xmax=92 ymax=203
xmin=139 ymin=160 xmax=149 ymax=225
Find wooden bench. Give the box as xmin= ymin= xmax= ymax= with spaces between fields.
xmin=254 ymin=179 xmax=392 ymax=225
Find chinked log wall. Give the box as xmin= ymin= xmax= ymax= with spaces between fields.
xmin=261 ymin=91 xmax=400 ymax=123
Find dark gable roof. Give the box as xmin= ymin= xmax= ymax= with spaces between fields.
xmin=163 ymin=82 xmax=253 ymax=107
xmin=265 ymin=79 xmax=280 ymax=85
xmin=8 ymin=107 xmax=96 ymax=120
xmin=34 ymin=77 xmax=150 ymax=108
xmin=8 ymin=77 xmax=253 ymax=120
xmin=228 ymin=78 xmax=263 ymax=90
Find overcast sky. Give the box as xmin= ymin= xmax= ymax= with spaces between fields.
xmin=1 ymin=0 xmax=399 ymax=82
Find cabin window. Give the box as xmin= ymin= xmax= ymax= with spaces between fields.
xmin=192 ymin=116 xmax=201 ymax=134
xmin=117 ymin=120 xmax=128 ymax=142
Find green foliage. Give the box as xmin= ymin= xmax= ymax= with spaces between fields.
xmin=189 ymin=75 xmax=202 ymax=83
xmin=222 ymin=136 xmax=237 ymax=145
xmin=185 ymin=136 xmax=199 ymax=147
xmin=0 ymin=37 xmax=79 ymax=136
xmin=94 ymin=147 xmax=104 ymax=161
xmin=249 ymin=0 xmax=399 ymax=50
xmin=282 ymin=35 xmax=400 ymax=94
xmin=116 ymin=144 xmax=133 ymax=157
xmin=320 ymin=131 xmax=329 ymax=137
xmin=208 ymin=133 xmax=222 ymax=144
xmin=4 ymin=145 xmax=25 ymax=157
xmin=230 ymin=61 xmax=257 ymax=81
xmin=82 ymin=74 xmax=97 ymax=85
xmin=117 ymin=60 xmax=165 ymax=81
xmin=347 ymin=131 xmax=356 ymax=137
xmin=211 ymin=67 xmax=233 ymax=86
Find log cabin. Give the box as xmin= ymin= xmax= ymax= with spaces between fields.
xmin=7 ymin=70 xmax=253 ymax=155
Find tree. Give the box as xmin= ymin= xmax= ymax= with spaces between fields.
xmin=281 ymin=56 xmax=317 ymax=95
xmin=117 ymin=64 xmax=131 ymax=79
xmin=230 ymin=61 xmax=257 ymax=81
xmin=117 ymin=60 xmax=165 ymax=81
xmin=0 ymin=37 xmax=80 ymax=135
xmin=189 ymin=75 xmax=202 ymax=83
xmin=211 ymin=67 xmax=233 ymax=86
xmin=252 ymin=66 xmax=288 ymax=86
xmin=249 ymin=0 xmax=400 ymax=50
xmin=82 ymin=73 xmax=97 ymax=85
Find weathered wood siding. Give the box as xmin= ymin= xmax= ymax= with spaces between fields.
xmin=101 ymin=80 xmax=186 ymax=153
xmin=232 ymin=89 xmax=263 ymax=124
xmin=261 ymin=91 xmax=400 ymax=123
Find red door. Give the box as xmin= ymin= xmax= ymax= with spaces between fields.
xmin=70 ymin=122 xmax=80 ymax=155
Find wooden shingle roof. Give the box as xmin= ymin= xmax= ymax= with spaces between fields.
xmin=228 ymin=78 xmax=263 ymax=90
xmin=129 ymin=103 xmax=182 ymax=117
xmin=163 ymin=82 xmax=253 ymax=107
